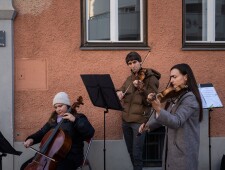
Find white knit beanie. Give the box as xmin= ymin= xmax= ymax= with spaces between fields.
xmin=53 ymin=92 xmax=71 ymax=106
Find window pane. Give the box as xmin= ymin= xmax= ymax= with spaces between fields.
xmin=185 ymin=0 xmax=203 ymax=41
xmin=215 ymin=0 xmax=225 ymax=41
xmin=81 ymin=0 xmax=148 ymax=49
xmin=118 ymin=0 xmax=140 ymax=41
xmin=88 ymin=0 xmax=110 ymax=40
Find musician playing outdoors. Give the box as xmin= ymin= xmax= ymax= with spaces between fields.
xmin=116 ymin=51 xmax=161 ymax=170
xmin=139 ymin=63 xmax=203 ymax=170
xmin=21 ymin=92 xmax=95 ymax=170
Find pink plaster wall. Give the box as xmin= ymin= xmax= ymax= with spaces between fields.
xmin=13 ymin=0 xmax=225 ymax=141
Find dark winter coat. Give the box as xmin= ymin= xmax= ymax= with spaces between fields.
xmin=26 ymin=113 xmax=95 ymax=169
xmin=118 ymin=68 xmax=161 ymax=123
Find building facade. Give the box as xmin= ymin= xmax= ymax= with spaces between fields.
xmin=1 ymin=0 xmax=225 ymax=169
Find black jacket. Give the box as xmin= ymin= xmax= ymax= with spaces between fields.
xmin=27 ymin=113 xmax=95 ymax=168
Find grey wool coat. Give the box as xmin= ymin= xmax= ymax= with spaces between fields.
xmin=146 ymin=91 xmax=200 ymax=170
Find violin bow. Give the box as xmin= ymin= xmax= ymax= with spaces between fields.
xmin=141 ymin=50 xmax=150 ymax=67
xmin=122 ymin=83 xmax=132 ymax=96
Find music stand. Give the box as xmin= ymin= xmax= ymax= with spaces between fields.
xmin=81 ymin=74 xmax=123 ymax=170
xmin=0 ymin=131 xmax=22 ymax=170
xmin=199 ymin=83 xmax=223 ymax=170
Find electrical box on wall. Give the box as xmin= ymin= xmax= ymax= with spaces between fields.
xmin=15 ymin=58 xmax=48 ymax=91
xmin=0 ymin=31 xmax=6 ymax=47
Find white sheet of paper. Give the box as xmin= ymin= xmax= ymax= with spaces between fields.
xmin=199 ymin=85 xmax=223 ymax=108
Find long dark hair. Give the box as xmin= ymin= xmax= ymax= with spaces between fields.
xmin=170 ymin=63 xmax=203 ymax=122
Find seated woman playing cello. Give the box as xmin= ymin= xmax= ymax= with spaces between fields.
xmin=21 ymin=92 xmax=95 ymax=170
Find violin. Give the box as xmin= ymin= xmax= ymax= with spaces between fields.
xmin=136 ymin=68 xmax=147 ymax=81
xmin=135 ymin=68 xmax=147 ymax=91
xmin=122 ymin=68 xmax=147 ymax=96
xmin=137 ymin=85 xmax=188 ymax=137
xmin=150 ymin=84 xmax=188 ymax=103
xmin=122 ymin=51 xmax=150 ymax=96
xmin=25 ymin=96 xmax=84 ymax=170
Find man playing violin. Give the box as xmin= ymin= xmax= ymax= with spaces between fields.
xmin=139 ymin=63 xmax=203 ymax=170
xmin=117 ymin=51 xmax=161 ymax=170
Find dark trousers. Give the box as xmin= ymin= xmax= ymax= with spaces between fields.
xmin=122 ymin=121 xmax=146 ymax=170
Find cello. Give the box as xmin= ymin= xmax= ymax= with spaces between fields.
xmin=24 ymin=96 xmax=84 ymax=170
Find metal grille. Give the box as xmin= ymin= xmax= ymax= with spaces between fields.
xmin=143 ymin=126 xmax=165 ymax=167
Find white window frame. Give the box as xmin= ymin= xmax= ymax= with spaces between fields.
xmin=86 ymin=0 xmax=144 ymax=43
xmin=183 ymin=0 xmax=225 ymax=50
xmin=186 ymin=0 xmax=224 ymax=43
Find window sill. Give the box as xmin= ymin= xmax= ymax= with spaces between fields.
xmin=80 ymin=46 xmax=151 ymax=51
xmin=182 ymin=43 xmax=225 ymax=51
xmin=80 ymin=42 xmax=150 ymax=51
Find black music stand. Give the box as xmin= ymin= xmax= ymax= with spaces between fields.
xmin=0 ymin=131 xmax=22 ymax=170
xmin=81 ymin=74 xmax=123 ymax=170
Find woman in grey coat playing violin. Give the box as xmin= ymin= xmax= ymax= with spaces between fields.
xmin=139 ymin=63 xmax=203 ymax=170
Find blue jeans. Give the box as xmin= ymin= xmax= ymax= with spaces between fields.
xmin=122 ymin=121 xmax=146 ymax=170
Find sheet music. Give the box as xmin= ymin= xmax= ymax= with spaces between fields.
xmin=198 ymin=83 xmax=223 ymax=109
